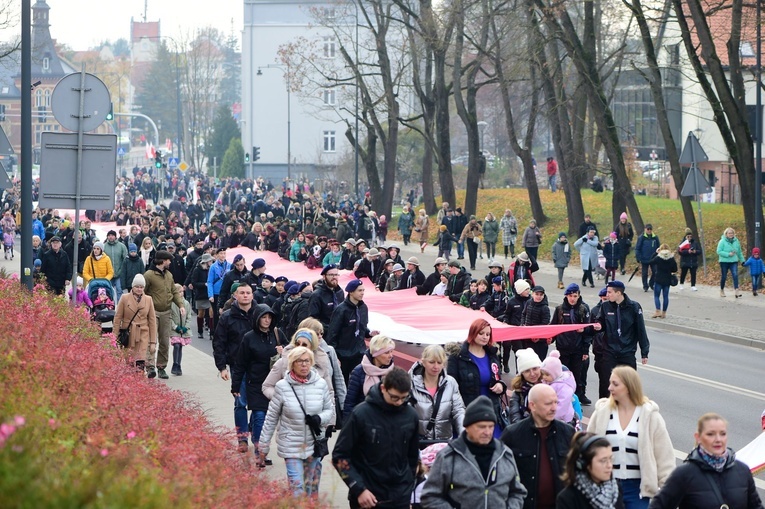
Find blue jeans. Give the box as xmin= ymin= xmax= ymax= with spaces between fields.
xmin=754 ymin=274 xmax=762 ymax=291
xmin=549 ymin=174 xmax=557 ymax=192
xmin=457 ymin=240 xmax=465 ymax=259
xmin=653 ymin=284 xmax=670 ymax=311
xmin=618 ymin=478 xmax=649 ymax=509
xmin=284 ymin=456 xmax=323 ymax=497
xmin=720 ymin=261 xmax=739 ymax=289
xmin=111 ymin=277 xmax=122 ymax=296
xmin=234 ymin=376 xmax=266 ymax=445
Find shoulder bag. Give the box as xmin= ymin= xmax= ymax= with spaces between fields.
xmin=118 ymin=307 xmax=141 ymax=348
xmin=290 ymin=384 xmax=330 ymax=458
xmin=425 ymin=384 xmax=446 ymax=439
xmin=670 ymin=273 xmax=679 ymax=286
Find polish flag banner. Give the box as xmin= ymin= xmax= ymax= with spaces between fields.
xmin=145 ymin=143 xmax=155 ymax=160
xmin=738 ymin=431 xmax=765 ymax=474
xmin=223 ymin=247 xmax=587 ymax=345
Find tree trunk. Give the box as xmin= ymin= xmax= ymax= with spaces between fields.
xmin=626 ymin=0 xmax=698 ymax=236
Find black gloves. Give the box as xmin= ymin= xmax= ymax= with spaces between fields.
xmin=306 ymin=414 xmax=322 ymax=435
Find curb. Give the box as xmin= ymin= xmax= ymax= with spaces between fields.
xmin=644 ymin=318 xmax=765 ymax=350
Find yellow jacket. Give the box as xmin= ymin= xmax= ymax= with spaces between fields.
xmin=83 ymin=254 xmax=114 ymax=285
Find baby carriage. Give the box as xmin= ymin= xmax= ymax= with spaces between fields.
xmin=88 ymin=278 xmax=116 ymax=333
xmin=3 ymin=231 xmax=13 ymax=260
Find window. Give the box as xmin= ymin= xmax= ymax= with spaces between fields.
xmin=35 ymin=89 xmax=42 ymax=107
xmin=323 ymin=88 xmax=336 ymax=106
xmin=42 ymin=57 xmax=50 ymax=71
xmin=323 ymin=130 xmax=336 ymax=152
xmin=323 ymin=7 xmax=336 ymax=19
xmin=323 ymin=37 xmax=336 ymax=58
xmin=44 ymin=89 xmax=51 ymax=107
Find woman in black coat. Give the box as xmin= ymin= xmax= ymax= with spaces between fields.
xmin=557 ymin=432 xmax=625 ymax=509
xmin=446 ymin=318 xmax=507 ymax=438
xmin=649 ymin=413 xmax=764 ymax=509
xmin=678 ymin=229 xmax=702 ymax=290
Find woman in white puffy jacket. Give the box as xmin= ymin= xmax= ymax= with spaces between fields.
xmin=409 ymin=344 xmax=466 ymax=442
xmin=258 ymin=346 xmax=334 ymax=498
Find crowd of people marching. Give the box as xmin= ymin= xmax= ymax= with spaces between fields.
xmin=3 ymin=167 xmax=763 ymax=509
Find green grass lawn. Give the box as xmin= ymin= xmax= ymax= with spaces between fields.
xmin=390 ymin=188 xmax=753 ymax=286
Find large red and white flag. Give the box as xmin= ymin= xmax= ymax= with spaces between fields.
xmin=145 ymin=143 xmax=156 ymax=160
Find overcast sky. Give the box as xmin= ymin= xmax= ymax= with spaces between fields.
xmin=8 ymin=0 xmax=244 ymax=50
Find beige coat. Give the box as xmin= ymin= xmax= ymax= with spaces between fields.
xmin=114 ymin=292 xmax=157 ymax=362
xmin=415 ymin=215 xmax=430 ymax=243
xmin=587 ymin=398 xmax=675 ymax=498
xmin=262 ymin=344 xmax=337 ymax=424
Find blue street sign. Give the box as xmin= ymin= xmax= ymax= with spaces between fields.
xmin=168 ymin=157 xmax=179 ymax=168
xmin=117 ymin=147 xmax=125 ymax=156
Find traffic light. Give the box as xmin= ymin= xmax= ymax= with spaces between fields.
xmin=155 ymin=151 xmax=163 ymax=169
xmin=106 ymin=103 xmax=114 ymax=121
xmin=245 ymin=152 xmax=250 ymax=163
xmin=253 ymin=146 xmax=260 ymax=161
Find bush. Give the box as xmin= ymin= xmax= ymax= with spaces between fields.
xmin=0 ymin=280 xmax=319 ymax=508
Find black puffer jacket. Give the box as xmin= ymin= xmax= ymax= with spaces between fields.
xmin=308 ymin=281 xmax=344 ymax=332
xmin=447 ymin=341 xmax=506 ymax=409
xmin=189 ymin=263 xmax=209 ymax=299
xmin=649 ymin=447 xmax=763 ymax=509
xmin=649 ymin=249 xmax=678 ymax=287
xmin=326 ymin=296 xmax=370 ymax=358
xmin=469 ymin=290 xmax=492 ymax=310
xmin=679 ymin=237 xmax=702 ymax=268
xmin=212 ymin=301 xmax=255 ymax=371
xmin=551 ymin=297 xmax=592 ymax=353
xmin=332 ymin=384 xmax=420 ymax=506
xmin=501 ymin=418 xmax=576 ymax=509
xmin=504 ymin=294 xmax=530 ymax=325
xmin=445 ymin=269 xmax=470 ymax=303
xmin=231 ymin=304 xmax=280 ymax=412
xmin=521 ymin=295 xmax=550 ymax=326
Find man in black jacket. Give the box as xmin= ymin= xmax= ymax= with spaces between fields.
xmin=551 ymin=283 xmax=594 ymax=405
xmin=396 ymin=256 xmax=426 ymax=290
xmin=218 ymin=254 xmax=248 ymax=311
xmin=592 ymin=280 xmax=649 ymax=397
xmin=165 ymin=243 xmax=187 ymax=285
xmin=308 ymin=264 xmax=344 ymax=332
xmin=333 ymin=367 xmax=420 ymax=509
xmin=444 ymin=260 xmax=470 ymax=303
xmin=230 ymin=303 xmax=282 ymax=463
xmin=501 ymin=384 xmax=575 ymax=509
xmin=40 ymin=236 xmax=71 ymax=295
xmin=213 ymin=284 xmax=257 ymax=454
xmin=327 ymin=279 xmax=376 ymax=383
xmin=416 ymin=257 xmax=447 ymax=295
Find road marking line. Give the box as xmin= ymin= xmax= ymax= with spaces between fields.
xmin=641 ymin=364 xmax=765 ymax=402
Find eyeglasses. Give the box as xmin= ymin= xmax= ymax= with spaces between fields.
xmin=386 ymin=391 xmax=409 ymax=403
xmin=294 ymin=358 xmax=312 ymax=365
xmin=296 ymin=342 xmax=311 ymax=348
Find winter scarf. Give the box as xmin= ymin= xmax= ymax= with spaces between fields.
xmin=361 ymin=354 xmax=394 ymax=396
xmin=698 ymin=445 xmax=728 ymax=472
xmin=573 ymin=471 xmax=620 ymax=509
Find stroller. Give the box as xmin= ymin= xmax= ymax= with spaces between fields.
xmin=87 ymin=278 xmax=116 ymax=333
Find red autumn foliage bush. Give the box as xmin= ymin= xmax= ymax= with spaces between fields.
xmin=0 ymin=279 xmax=322 ymax=508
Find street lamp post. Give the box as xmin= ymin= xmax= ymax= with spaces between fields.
xmin=756 ymin=0 xmax=763 ymax=250
xmin=257 ymin=63 xmax=291 ymax=185
xmin=477 ymin=121 xmax=487 ymax=153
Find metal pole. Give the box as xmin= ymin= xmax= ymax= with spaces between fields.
xmin=70 ymin=67 xmax=87 ymax=304
xmin=20 ymin=0 xmax=32 ymax=290
xmin=689 ymin=135 xmax=708 ymax=276
xmin=756 ymin=0 xmax=763 ymax=250
xmin=287 ymin=63 xmax=292 ymax=184
xmin=354 ymin=0 xmax=360 ymax=200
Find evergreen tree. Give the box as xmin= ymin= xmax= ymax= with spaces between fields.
xmin=220 ymin=138 xmax=245 ymax=178
xmin=206 ymin=105 xmax=241 ymax=170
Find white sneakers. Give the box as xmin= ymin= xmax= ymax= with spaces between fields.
xmin=691 ymin=286 xmax=697 ymax=291
xmin=677 ymin=285 xmax=684 ymax=290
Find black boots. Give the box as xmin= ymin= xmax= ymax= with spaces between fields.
xmin=171 ymin=344 xmax=183 ymax=376
xmin=197 ymin=316 xmax=204 ymax=339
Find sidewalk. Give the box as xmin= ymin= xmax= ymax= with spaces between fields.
xmin=388 ymin=240 xmax=765 ymax=349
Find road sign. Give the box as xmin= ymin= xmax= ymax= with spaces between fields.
xmin=681 ymin=167 xmax=713 ymax=196
xmin=168 ymin=157 xmax=179 ymax=168
xmin=0 ymin=126 xmax=13 ymax=156
xmin=679 ymin=131 xmax=709 ymax=165
xmin=51 ymin=73 xmax=111 ymax=132
xmin=117 ymin=147 xmax=125 ymax=157
xmin=178 ymin=161 xmax=189 ymax=172
xmin=38 ymin=132 xmax=117 ymax=209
